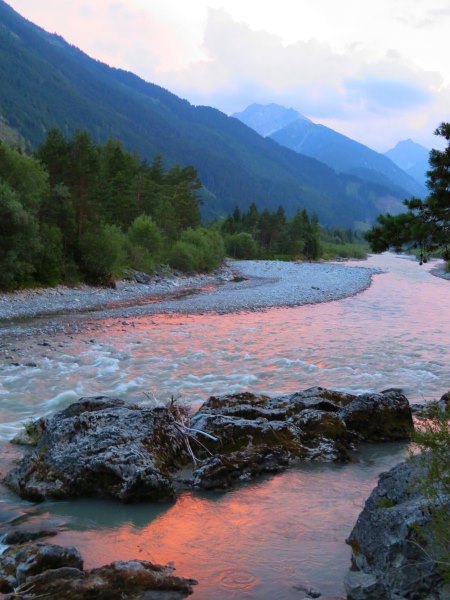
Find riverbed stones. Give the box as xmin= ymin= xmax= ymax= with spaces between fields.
xmin=0 ymin=542 xmax=83 ymax=592
xmin=345 ymin=456 xmax=450 ymax=600
xmin=0 ymin=543 xmax=197 ymax=598
xmin=4 ymin=388 xmax=414 ymax=500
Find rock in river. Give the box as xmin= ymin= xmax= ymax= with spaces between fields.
xmin=4 ymin=396 xmax=190 ymax=502
xmin=4 ymin=387 xmax=414 ymax=501
xmin=0 ymin=542 xmax=196 ymax=598
xmin=345 ymin=456 xmax=450 ymax=600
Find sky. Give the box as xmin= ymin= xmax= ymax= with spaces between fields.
xmin=7 ymin=0 xmax=450 ymax=151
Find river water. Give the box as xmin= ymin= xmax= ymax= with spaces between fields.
xmin=0 ymin=253 xmax=448 ymax=598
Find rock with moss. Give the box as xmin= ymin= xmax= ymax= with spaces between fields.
xmin=4 ymin=388 xmax=414 ymax=500
xmin=4 ymin=396 xmax=189 ymax=502
xmin=192 ymin=447 xmax=293 ymax=490
xmin=338 ymin=388 xmax=414 ymax=441
xmin=345 ymin=456 xmax=450 ymax=600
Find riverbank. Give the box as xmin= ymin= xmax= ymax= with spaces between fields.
xmin=430 ymin=262 xmax=450 ymax=281
xmin=0 ymin=264 xmax=236 ymax=321
xmin=0 ymin=260 xmax=378 ymax=323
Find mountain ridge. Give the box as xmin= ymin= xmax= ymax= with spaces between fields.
xmin=234 ymin=103 xmax=426 ymax=198
xmin=0 ymin=0 xmax=408 ymax=227
xmin=385 ymin=139 xmax=430 ymax=188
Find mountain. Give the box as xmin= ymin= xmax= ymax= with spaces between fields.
xmin=0 ymin=0 xmax=407 ymax=228
xmin=385 ymin=139 xmax=430 ymax=189
xmin=234 ymin=103 xmax=426 ymax=199
xmin=269 ymin=112 xmax=426 ymax=198
xmin=232 ymin=103 xmax=307 ymax=137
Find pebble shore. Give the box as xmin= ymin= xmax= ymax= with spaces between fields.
xmin=0 ymin=260 xmax=379 ymax=324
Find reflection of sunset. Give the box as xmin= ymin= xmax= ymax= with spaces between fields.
xmin=54 ymin=446 xmax=407 ymax=598
xmin=93 ymin=257 xmax=450 ymax=406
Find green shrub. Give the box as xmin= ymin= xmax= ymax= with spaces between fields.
xmin=412 ymin=402 xmax=450 ymax=582
xmin=127 ymin=215 xmax=162 ymax=255
xmin=321 ymin=242 xmax=368 ymax=260
xmin=127 ymin=214 xmax=164 ymax=273
xmin=79 ymin=224 xmax=128 ymax=284
xmin=225 ymin=232 xmax=258 ymax=259
xmin=168 ymin=240 xmax=199 ymax=272
xmin=176 ymin=228 xmax=225 ymax=272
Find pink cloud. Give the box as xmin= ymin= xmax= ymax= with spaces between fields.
xmin=7 ymin=0 xmax=183 ymax=76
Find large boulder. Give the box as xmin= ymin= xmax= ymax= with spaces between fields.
xmin=345 ymin=456 xmax=450 ymax=600
xmin=338 ymin=388 xmax=414 ymax=441
xmin=4 ymin=396 xmax=189 ymax=502
xmin=4 ymin=388 xmax=414 ymax=500
xmin=188 ymin=388 xmax=413 ymax=488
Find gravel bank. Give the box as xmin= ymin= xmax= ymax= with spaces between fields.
xmin=0 ymin=265 xmax=235 ymax=321
xmin=0 ymin=260 xmax=378 ymax=324
xmin=144 ymin=260 xmax=379 ymax=315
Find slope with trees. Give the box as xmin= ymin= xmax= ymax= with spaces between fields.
xmin=0 ymin=0 xmax=414 ymax=229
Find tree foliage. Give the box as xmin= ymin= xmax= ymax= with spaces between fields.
xmin=365 ymin=123 xmax=450 ymax=265
xmin=221 ymin=203 xmax=322 ymax=260
xmin=0 ymin=130 xmax=213 ymax=288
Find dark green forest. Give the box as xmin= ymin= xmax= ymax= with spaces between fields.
xmin=0 ymin=131 xmax=222 ymax=289
xmin=0 ymin=130 xmax=368 ymax=291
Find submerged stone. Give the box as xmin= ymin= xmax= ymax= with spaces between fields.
xmin=0 ymin=543 xmax=196 ymax=598
xmin=0 ymin=543 xmax=83 ymax=592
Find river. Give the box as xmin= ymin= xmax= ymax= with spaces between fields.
xmin=0 ymin=253 xmax=448 ymax=598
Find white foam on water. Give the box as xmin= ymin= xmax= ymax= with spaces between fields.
xmin=44 ymin=390 xmax=81 ymax=410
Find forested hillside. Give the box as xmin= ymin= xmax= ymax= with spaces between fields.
xmin=1 ymin=129 xmax=366 ymax=291
xmin=0 ymin=132 xmax=225 ymax=289
xmin=0 ymin=0 xmax=407 ymax=228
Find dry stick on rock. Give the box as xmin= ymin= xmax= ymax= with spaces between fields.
xmin=143 ymin=394 xmax=220 ymax=464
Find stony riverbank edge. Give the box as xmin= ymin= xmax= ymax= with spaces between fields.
xmin=0 ymin=264 xmax=237 ymax=321
xmin=0 ymin=259 xmax=379 ymax=322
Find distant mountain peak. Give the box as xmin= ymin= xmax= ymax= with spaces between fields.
xmin=385 ymin=139 xmax=430 ymax=188
xmin=388 ymin=138 xmax=429 ymax=153
xmin=232 ymin=103 xmax=310 ymax=137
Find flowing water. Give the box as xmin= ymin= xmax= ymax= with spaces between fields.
xmin=0 ymin=253 xmax=449 ymax=598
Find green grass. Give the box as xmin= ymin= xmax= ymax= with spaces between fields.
xmin=321 ymin=242 xmax=368 ymax=260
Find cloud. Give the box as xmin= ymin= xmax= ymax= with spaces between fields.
xmin=160 ymin=8 xmax=449 ymax=150
xmin=344 ymin=78 xmax=432 ymax=112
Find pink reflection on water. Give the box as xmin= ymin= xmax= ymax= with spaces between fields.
xmin=87 ymin=255 xmax=449 ymax=405
xmin=54 ymin=445 xmax=406 ymax=599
